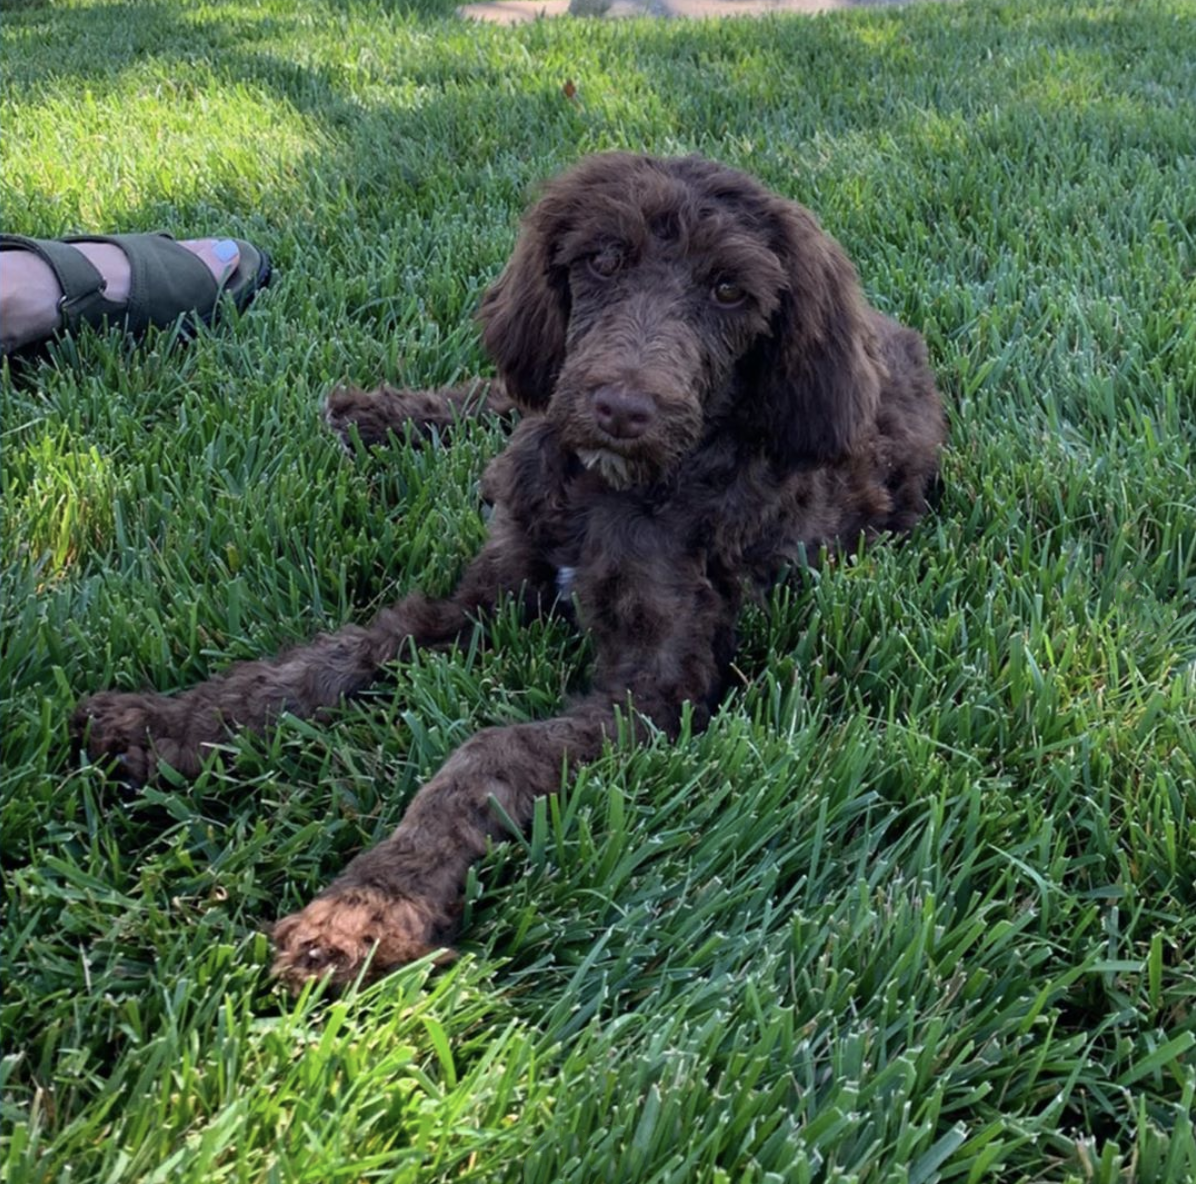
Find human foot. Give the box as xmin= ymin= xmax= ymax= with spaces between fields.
xmin=0 ymin=233 xmax=270 ymax=355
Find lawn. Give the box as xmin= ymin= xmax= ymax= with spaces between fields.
xmin=2 ymin=0 xmax=1194 ymax=1180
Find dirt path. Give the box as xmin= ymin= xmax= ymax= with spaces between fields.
xmin=460 ymin=0 xmax=935 ymax=26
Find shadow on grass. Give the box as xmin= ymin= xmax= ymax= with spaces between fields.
xmin=5 ymin=0 xmax=1192 ymax=222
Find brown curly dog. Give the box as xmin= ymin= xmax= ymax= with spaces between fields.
xmin=74 ymin=153 xmax=946 ymax=988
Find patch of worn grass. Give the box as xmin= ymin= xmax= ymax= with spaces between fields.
xmin=2 ymin=0 xmax=1194 ymax=1180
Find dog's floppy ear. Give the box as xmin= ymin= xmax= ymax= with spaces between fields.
xmin=742 ymin=201 xmax=884 ymax=469
xmin=477 ymin=197 xmax=571 ymax=412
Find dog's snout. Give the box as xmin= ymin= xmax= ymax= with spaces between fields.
xmin=592 ymin=385 xmax=656 ymax=440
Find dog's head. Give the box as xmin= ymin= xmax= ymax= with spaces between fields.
xmin=479 ymin=153 xmax=884 ymax=489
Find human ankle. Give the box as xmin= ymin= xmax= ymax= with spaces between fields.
xmin=0 ymin=250 xmax=65 ymax=352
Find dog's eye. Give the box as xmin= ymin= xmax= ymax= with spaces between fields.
xmin=588 ymin=248 xmax=624 ymax=280
xmin=711 ymin=279 xmax=747 ymax=308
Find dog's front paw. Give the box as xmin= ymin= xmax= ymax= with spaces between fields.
xmin=72 ymin=691 xmax=164 ymax=784
xmin=72 ymin=691 xmax=207 ymax=783
xmin=323 ymin=385 xmax=409 ymax=451
xmin=271 ymin=886 xmax=452 ymax=990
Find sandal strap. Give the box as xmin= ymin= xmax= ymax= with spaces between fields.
xmin=61 ymin=232 xmax=217 ymax=337
xmin=0 ymin=233 xmax=117 ymax=328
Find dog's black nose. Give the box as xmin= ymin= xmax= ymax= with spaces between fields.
xmin=592 ymin=385 xmax=655 ymax=440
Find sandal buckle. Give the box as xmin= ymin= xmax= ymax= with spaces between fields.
xmin=58 ymin=277 xmax=108 ymax=314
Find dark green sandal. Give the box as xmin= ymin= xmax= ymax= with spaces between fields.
xmin=1 ymin=232 xmax=272 ymax=356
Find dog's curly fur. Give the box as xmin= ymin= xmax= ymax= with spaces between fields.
xmin=74 ymin=154 xmax=945 ymax=988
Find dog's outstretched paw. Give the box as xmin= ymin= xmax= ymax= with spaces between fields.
xmin=271 ymin=886 xmax=453 ymax=991
xmin=72 ymin=691 xmax=215 ymax=783
xmin=322 ymin=385 xmax=412 ymax=451
xmin=72 ymin=691 xmax=172 ymax=784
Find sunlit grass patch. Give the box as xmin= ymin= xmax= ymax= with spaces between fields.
xmin=3 ymin=81 xmax=328 ymax=230
xmin=8 ymin=431 xmax=121 ymax=577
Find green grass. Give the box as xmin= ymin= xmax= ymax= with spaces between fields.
xmin=2 ymin=0 xmax=1194 ymax=1179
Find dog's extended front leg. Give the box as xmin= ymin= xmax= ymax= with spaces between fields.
xmin=271 ymin=548 xmax=740 ymax=987
xmin=323 ymin=379 xmax=517 ymax=450
xmin=73 ymin=515 xmax=554 ymax=783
